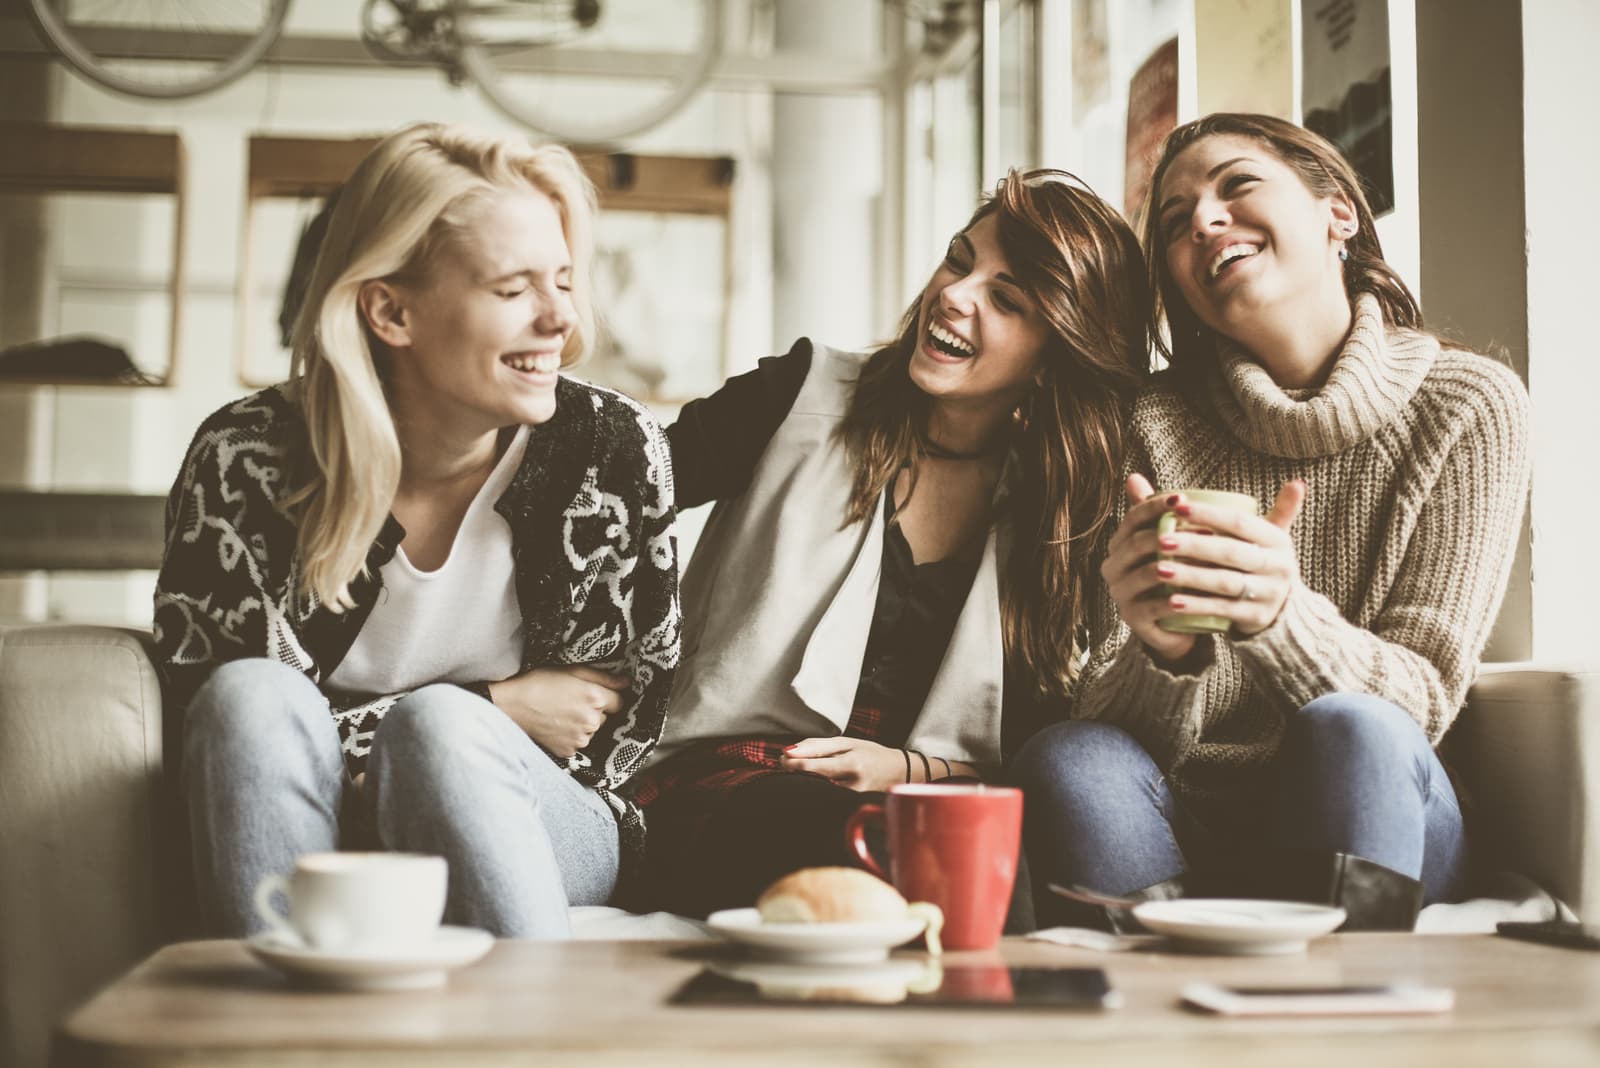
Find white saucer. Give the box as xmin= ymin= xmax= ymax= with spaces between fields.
xmin=705 ymin=908 xmax=927 ymax=964
xmin=246 ymin=925 xmax=495 ymax=990
xmin=1131 ymin=899 xmax=1347 ymax=955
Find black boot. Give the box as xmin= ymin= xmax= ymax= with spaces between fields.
xmin=1256 ymin=849 xmax=1424 ymax=932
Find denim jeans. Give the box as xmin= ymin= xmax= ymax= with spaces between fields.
xmin=183 ymin=658 xmax=619 ymax=939
xmin=1010 ymin=693 xmax=1467 ymax=905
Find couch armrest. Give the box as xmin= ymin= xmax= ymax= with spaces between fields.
xmin=1453 ymin=663 xmax=1600 ymax=920
xmin=0 ymin=625 xmax=172 ymax=1068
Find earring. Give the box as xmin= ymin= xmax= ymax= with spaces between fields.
xmin=1338 ymin=243 xmax=1349 ymax=263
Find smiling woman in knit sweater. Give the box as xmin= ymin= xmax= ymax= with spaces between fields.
xmin=1013 ymin=113 xmax=1531 ymax=929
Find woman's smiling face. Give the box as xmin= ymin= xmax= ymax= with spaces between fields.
xmin=1154 ymin=133 xmax=1355 ymax=345
xmin=385 ymin=187 xmax=577 ymax=434
xmin=909 ymin=212 xmax=1051 ymax=414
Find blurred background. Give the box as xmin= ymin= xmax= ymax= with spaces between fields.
xmin=0 ymin=0 xmax=1593 ymax=668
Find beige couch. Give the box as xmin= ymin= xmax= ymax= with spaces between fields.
xmin=1 ymin=623 xmax=1597 ymax=1067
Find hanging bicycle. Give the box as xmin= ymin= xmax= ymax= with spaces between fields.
xmin=23 ymin=0 xmax=724 ymax=145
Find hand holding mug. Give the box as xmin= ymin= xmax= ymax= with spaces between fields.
xmin=1153 ymin=480 xmax=1305 ymax=637
xmin=1100 ymin=474 xmax=1205 ymax=664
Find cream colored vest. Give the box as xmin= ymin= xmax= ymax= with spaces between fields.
xmin=649 ymin=344 xmax=1008 ymax=769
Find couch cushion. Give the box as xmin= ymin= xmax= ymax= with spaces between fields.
xmin=0 ymin=625 xmax=169 ymax=1068
xmin=1454 ymin=664 xmax=1600 ymax=920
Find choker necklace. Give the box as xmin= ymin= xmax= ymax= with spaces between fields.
xmin=918 ymin=431 xmax=1005 ymax=462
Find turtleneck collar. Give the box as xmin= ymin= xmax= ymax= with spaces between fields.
xmin=1202 ymin=292 xmax=1438 ymax=459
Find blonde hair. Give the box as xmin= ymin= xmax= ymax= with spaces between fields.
xmin=285 ymin=122 xmax=598 ymax=610
xmin=839 ymin=170 xmax=1152 ymax=698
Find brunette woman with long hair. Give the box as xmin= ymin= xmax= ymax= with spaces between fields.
xmin=154 ymin=123 xmax=679 ymax=939
xmin=631 ymin=170 xmax=1152 ymax=917
xmin=1013 ymin=114 xmax=1530 ymax=929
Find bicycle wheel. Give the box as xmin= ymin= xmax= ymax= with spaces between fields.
xmin=25 ymin=0 xmax=292 ymax=100
xmin=450 ymin=0 xmax=723 ymax=146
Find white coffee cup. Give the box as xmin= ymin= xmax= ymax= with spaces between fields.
xmin=253 ymin=852 xmax=447 ymax=953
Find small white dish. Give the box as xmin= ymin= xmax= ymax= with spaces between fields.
xmin=1132 ymin=899 xmax=1347 ymax=955
xmin=246 ymin=925 xmax=494 ymax=990
xmin=705 ymin=908 xmax=927 ymax=964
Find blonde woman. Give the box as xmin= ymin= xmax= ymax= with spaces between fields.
xmin=153 ymin=123 xmax=679 ymax=939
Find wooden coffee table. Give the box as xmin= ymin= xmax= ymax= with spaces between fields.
xmin=55 ymin=933 xmax=1600 ymax=1066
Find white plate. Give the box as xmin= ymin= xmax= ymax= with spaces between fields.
xmin=705 ymin=908 xmax=927 ymax=964
xmin=246 ymin=925 xmax=494 ymax=990
xmin=1132 ymin=899 xmax=1347 ymax=955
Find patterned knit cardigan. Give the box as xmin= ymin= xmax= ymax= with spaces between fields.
xmin=153 ymin=378 xmax=681 ymax=875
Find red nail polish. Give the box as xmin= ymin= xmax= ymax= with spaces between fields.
xmin=1175 ymin=504 xmax=1192 ymax=517
xmin=1159 ymin=537 xmax=1178 ymax=550
xmin=1156 ymin=563 xmax=1176 ymax=578
xmin=1170 ymin=596 xmax=1187 ymax=609
xmin=1166 ymin=494 xmax=1180 ymax=506
xmin=783 ymin=744 xmax=797 ymax=752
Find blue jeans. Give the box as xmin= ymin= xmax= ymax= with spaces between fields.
xmin=1010 ymin=694 xmax=1467 ymax=905
xmin=182 ymin=658 xmax=619 ymax=939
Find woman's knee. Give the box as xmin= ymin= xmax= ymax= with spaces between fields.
xmin=369 ymin=684 xmax=510 ymax=786
xmin=1010 ymin=720 xmax=1157 ymax=802
xmin=1288 ymin=694 xmax=1425 ymax=757
xmin=184 ymin=658 xmax=332 ymax=760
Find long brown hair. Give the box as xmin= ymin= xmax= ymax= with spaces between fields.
xmin=838 ymin=170 xmax=1152 ymax=697
xmin=1142 ymin=112 xmax=1421 ymax=376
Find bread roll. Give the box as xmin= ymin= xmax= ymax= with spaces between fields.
xmin=757 ymin=867 xmax=908 ymax=924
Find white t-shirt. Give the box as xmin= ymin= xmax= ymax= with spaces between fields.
xmin=326 ymin=426 xmax=528 ymax=695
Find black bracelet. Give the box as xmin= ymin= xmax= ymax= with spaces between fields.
xmin=937 ymin=756 xmax=952 ymax=780
xmin=914 ymin=749 xmax=931 ymax=783
xmin=902 ymin=748 xmax=912 ymax=783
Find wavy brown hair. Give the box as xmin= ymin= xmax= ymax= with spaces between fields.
xmin=1143 ymin=112 xmax=1421 ymax=376
xmin=837 ymin=170 xmax=1153 ymax=698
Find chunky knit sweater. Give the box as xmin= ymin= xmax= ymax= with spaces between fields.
xmin=1072 ymin=294 xmax=1531 ymax=807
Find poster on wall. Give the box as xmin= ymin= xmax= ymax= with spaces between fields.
xmin=1302 ymin=0 xmax=1394 ymax=215
xmin=1195 ymin=0 xmax=1293 ymax=118
xmin=1123 ymin=37 xmax=1179 ymax=229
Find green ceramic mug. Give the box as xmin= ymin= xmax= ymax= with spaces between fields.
xmin=1155 ymin=488 xmax=1260 ymax=634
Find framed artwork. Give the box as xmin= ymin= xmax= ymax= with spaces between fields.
xmin=1123 ymin=37 xmax=1179 ymax=228
xmin=1302 ymin=0 xmax=1394 ymax=215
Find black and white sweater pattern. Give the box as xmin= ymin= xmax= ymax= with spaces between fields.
xmin=153 ymin=378 xmax=680 ymax=872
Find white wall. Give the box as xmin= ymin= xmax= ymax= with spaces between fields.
xmin=1522 ymin=0 xmax=1600 ymax=665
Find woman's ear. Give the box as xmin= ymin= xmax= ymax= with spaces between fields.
xmin=358 ymin=280 xmax=411 ymax=348
xmin=1328 ymin=194 xmax=1359 ymax=242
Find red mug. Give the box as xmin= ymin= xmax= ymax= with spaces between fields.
xmin=845 ymin=783 xmax=1023 ymax=950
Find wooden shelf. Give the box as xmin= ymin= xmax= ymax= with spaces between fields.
xmin=244 ymin=134 xmax=734 ymax=213
xmin=238 ymin=134 xmax=736 ymax=388
xmin=0 ymin=123 xmax=186 ymax=387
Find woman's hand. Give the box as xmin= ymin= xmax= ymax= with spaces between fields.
xmin=1153 ymin=480 xmax=1305 ymax=637
xmin=488 ymin=666 xmax=630 ymax=758
xmin=1101 ymin=474 xmax=1206 ymax=666
xmin=781 ymin=737 xmax=909 ymax=793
